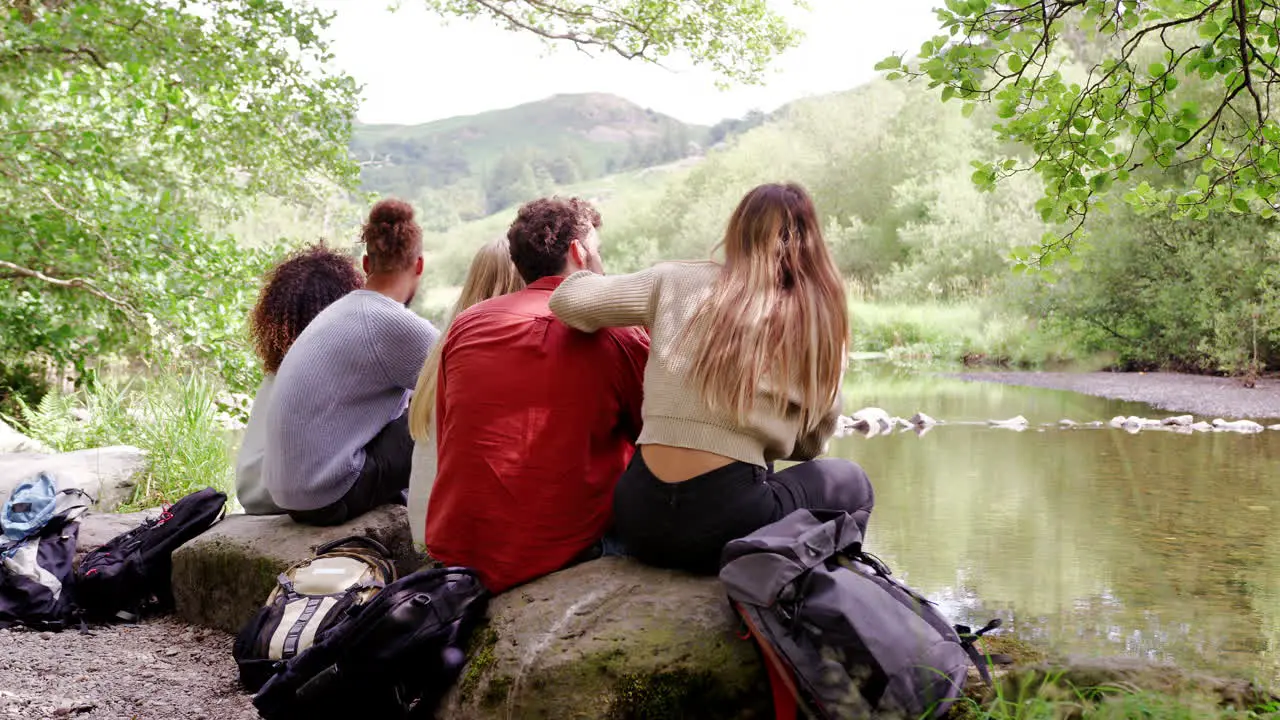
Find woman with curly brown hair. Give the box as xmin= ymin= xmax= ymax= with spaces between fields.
xmin=236 ymin=244 xmax=364 ymax=515
xmin=264 ymin=199 xmax=441 ymax=526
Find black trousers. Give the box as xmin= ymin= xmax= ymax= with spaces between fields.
xmin=289 ymin=413 xmax=413 ymax=527
xmin=612 ymin=452 xmax=875 ymax=575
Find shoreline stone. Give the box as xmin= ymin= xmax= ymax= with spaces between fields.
xmin=170 ymin=504 xmax=425 ymax=634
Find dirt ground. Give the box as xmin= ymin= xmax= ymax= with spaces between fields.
xmin=0 ymin=618 xmax=256 ymax=720
xmin=953 ymin=370 xmax=1280 ymax=420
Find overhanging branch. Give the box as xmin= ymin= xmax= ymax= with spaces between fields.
xmin=0 ymin=260 xmax=135 ymax=313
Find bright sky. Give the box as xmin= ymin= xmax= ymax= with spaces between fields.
xmin=311 ymin=0 xmax=941 ymax=126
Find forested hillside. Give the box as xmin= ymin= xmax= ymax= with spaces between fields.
xmin=348 ymin=93 xmax=714 ymax=228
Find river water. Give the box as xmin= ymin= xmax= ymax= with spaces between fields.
xmin=833 ymin=368 xmax=1280 ymax=684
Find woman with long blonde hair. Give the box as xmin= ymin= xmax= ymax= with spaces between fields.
xmin=549 ymin=182 xmax=873 ymax=574
xmin=406 ymin=236 xmax=525 ymax=545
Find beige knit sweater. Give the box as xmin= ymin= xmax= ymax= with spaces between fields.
xmin=549 ymin=261 xmax=842 ymax=468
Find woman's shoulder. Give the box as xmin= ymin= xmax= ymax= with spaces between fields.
xmin=649 ymin=260 xmax=721 ymax=285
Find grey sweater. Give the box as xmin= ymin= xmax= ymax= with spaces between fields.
xmin=263 ymin=290 xmax=440 ymax=511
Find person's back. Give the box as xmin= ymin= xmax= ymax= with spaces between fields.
xmin=424 ymin=197 xmax=648 ymax=593
xmin=263 ymin=200 xmax=439 ymax=523
xmin=237 ymin=244 xmax=365 ymax=515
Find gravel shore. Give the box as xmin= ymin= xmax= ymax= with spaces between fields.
xmin=0 ymin=619 xmax=255 ymax=720
xmin=954 ymin=370 xmax=1280 ymax=420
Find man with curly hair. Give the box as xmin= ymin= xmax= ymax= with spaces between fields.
xmin=236 ymin=244 xmax=364 ymax=515
xmin=424 ymin=196 xmax=649 ymax=593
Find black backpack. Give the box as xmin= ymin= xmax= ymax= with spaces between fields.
xmin=251 ymin=566 xmax=490 ymax=720
xmin=74 ymin=487 xmax=227 ymax=622
xmin=234 ymin=536 xmax=396 ymax=692
xmin=720 ymin=509 xmax=1008 ymax=720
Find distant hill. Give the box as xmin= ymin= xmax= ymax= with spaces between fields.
xmin=349 ymin=93 xmax=714 ymax=225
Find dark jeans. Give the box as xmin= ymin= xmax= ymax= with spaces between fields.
xmin=613 ymin=452 xmax=875 ymax=575
xmin=289 ymin=413 xmax=413 ymax=527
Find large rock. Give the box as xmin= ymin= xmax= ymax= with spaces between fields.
xmin=0 ymin=446 xmax=144 ymax=511
xmin=443 ymin=557 xmax=770 ymax=720
xmin=171 ymin=504 xmax=425 ymax=634
xmin=0 ymin=419 xmax=51 ymax=454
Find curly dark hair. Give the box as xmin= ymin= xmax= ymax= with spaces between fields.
xmin=506 ymin=196 xmax=602 ymax=284
xmin=250 ymin=244 xmax=365 ymax=373
xmin=360 ymin=198 xmax=422 ymax=274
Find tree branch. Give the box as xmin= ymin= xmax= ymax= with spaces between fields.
xmin=1234 ymin=0 xmax=1266 ymax=125
xmin=0 ymin=260 xmax=134 ymax=313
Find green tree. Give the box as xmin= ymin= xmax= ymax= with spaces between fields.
xmin=883 ymin=0 xmax=1280 ymax=271
xmin=416 ymin=0 xmax=803 ymax=85
xmin=1 ymin=0 xmax=359 ymax=386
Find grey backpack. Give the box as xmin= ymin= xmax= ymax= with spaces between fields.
xmin=720 ymin=509 xmax=1007 ymax=719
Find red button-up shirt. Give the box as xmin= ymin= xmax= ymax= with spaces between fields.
xmin=424 ymin=276 xmax=649 ymax=593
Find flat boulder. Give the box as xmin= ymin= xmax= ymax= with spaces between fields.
xmin=0 ymin=446 xmax=144 ymax=511
xmin=170 ymin=504 xmax=424 ymax=634
xmin=443 ymin=557 xmax=769 ymax=719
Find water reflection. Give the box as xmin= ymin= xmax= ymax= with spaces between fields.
xmin=831 ymin=368 xmax=1280 ymax=684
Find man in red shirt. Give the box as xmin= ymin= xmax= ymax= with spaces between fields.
xmin=424 ymin=197 xmax=649 ymax=593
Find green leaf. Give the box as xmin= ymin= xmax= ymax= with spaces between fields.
xmin=875 ymin=56 xmax=902 ymax=71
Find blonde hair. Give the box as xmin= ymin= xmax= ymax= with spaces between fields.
xmin=684 ymin=183 xmax=848 ymax=430
xmin=408 ymin=237 xmax=525 ymax=441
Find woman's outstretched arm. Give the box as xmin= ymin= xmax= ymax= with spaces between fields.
xmin=549 ymin=267 xmax=659 ymax=332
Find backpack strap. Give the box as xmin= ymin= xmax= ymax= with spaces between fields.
xmin=314 ymin=535 xmax=390 ymax=558
xmin=955 ymin=619 xmax=1011 ymax=686
xmin=734 ymin=601 xmax=803 ymax=720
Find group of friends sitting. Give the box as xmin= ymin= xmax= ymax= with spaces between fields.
xmin=234 ymin=182 xmax=876 ymax=594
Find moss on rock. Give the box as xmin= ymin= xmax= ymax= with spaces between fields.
xmin=458 ymin=624 xmax=499 ymax=703
xmin=438 ymin=557 xmax=770 ymax=719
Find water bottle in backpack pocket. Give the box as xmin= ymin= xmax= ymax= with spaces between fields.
xmin=720 ymin=509 xmax=1008 ymax=720
xmin=234 ymin=535 xmax=396 ymax=692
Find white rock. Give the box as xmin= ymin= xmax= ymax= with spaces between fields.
xmin=0 ymin=446 xmax=145 ymax=512
xmin=1269 ymin=424 xmax=1280 ymax=431
xmin=0 ymin=419 xmax=51 ymax=454
xmin=989 ymin=415 xmax=1029 ymax=431
xmin=1212 ymin=419 xmax=1264 ymax=433
xmin=850 ymin=407 xmax=893 ymax=433
xmin=1108 ymin=416 xmax=1127 ymax=428
xmin=1161 ymin=415 xmax=1194 ymax=426
xmin=909 ymin=412 xmax=938 ymax=428
xmin=1190 ymin=422 xmax=1214 ymax=432
xmin=1058 ymin=419 xmax=1078 ymax=427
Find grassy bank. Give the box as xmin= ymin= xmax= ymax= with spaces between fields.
xmin=848 ymin=300 xmax=1086 ymax=370
xmin=5 ymin=373 xmax=242 ymax=511
xmin=954 ymin=684 xmax=1279 ymax=720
